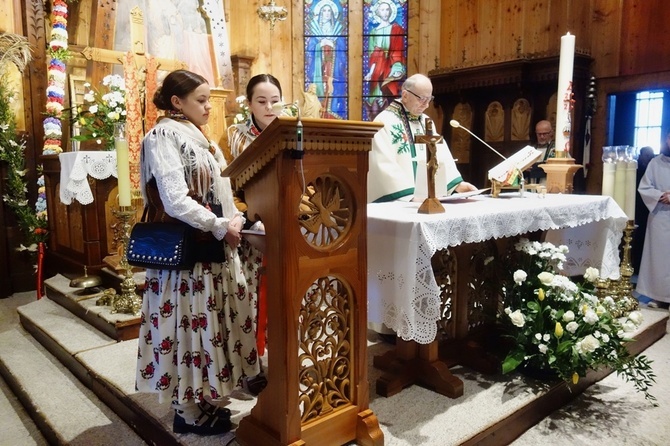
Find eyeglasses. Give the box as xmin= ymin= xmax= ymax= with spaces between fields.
xmin=404 ymin=89 xmax=434 ymax=102
xmin=536 ymin=132 xmax=552 ymax=137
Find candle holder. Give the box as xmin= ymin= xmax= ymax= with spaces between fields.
xmin=539 ymin=157 xmax=582 ymax=194
xmin=599 ymin=220 xmax=638 ymax=317
xmin=111 ymin=206 xmax=142 ymax=315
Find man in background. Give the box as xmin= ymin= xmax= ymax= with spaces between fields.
xmin=524 ymin=119 xmax=555 ymax=184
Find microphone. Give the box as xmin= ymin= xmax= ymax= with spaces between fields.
xmin=273 ymin=101 xmax=304 ymax=159
xmin=450 ymin=119 xmax=506 ymax=161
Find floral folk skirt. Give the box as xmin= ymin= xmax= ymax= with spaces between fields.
xmin=135 ymin=241 xmax=262 ymax=404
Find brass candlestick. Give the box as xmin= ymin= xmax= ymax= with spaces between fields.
xmin=599 ymin=219 xmax=638 ymax=317
xmin=615 ymin=219 xmax=638 ymax=314
xmin=111 ymin=206 xmax=142 ymax=315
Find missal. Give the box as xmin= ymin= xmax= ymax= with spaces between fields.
xmin=438 ymin=188 xmax=490 ymax=202
xmin=488 ymin=145 xmax=543 ymax=184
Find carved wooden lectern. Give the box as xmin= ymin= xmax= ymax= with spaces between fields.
xmin=223 ymin=117 xmax=384 ymax=446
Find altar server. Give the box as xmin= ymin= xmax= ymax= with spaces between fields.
xmin=636 ymin=131 xmax=670 ymax=308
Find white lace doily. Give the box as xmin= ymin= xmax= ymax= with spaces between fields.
xmin=59 ymin=151 xmax=118 ymax=205
xmin=367 ymin=194 xmax=628 ymax=344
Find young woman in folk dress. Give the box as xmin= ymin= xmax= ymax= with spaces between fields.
xmin=135 ymin=69 xmax=261 ymax=436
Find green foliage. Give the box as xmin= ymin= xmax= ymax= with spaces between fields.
xmin=0 ymin=71 xmax=48 ymax=252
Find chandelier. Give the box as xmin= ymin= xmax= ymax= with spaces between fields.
xmin=257 ymin=0 xmax=288 ymax=30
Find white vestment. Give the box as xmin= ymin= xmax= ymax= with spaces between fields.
xmin=636 ymin=154 xmax=670 ymax=303
xmin=367 ymin=100 xmax=463 ymax=203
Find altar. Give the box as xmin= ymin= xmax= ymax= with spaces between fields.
xmin=367 ymin=193 xmax=628 ymax=397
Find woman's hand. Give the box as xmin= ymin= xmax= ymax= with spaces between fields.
xmin=224 ymin=215 xmax=243 ymax=247
xmin=660 ymin=191 xmax=670 ymax=205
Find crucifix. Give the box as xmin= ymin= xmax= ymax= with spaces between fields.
xmin=416 ymin=118 xmax=446 ymax=214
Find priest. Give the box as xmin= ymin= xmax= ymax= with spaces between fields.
xmin=367 ymin=73 xmax=477 ymax=203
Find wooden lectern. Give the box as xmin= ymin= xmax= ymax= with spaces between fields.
xmin=223 ymin=116 xmax=384 ymax=446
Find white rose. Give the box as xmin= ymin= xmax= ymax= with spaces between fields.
xmin=538 ymin=344 xmax=548 ymax=354
xmin=627 ymin=311 xmax=643 ymax=326
xmin=584 ymin=267 xmax=600 ymax=283
xmin=513 ymin=270 xmax=527 ymax=284
xmin=583 ymin=309 xmax=599 ymax=325
xmin=576 ymin=334 xmax=600 ymax=356
xmin=566 ymin=321 xmax=579 ymax=333
xmin=509 ymin=310 xmax=526 ymax=328
xmin=537 ymin=271 xmax=554 ymax=286
xmin=563 ymin=310 xmax=575 ymax=322
xmin=89 ymin=104 xmax=98 ymax=114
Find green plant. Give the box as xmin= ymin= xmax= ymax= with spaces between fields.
xmin=0 ymin=71 xmax=48 ymax=251
xmin=499 ymin=237 xmax=656 ymax=403
xmin=72 ymin=74 xmax=127 ymax=150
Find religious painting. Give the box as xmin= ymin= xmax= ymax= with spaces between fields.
xmin=362 ymin=0 xmax=408 ymax=121
xmin=114 ymin=0 xmax=222 ymax=86
xmin=304 ymin=0 xmax=349 ymax=119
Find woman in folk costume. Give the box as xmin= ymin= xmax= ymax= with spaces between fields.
xmin=226 ymin=73 xmax=285 ymax=394
xmin=135 ymin=69 xmax=261 ymax=436
xmin=227 ymin=73 xmax=284 ymax=162
xmin=636 ymin=130 xmax=670 ymax=308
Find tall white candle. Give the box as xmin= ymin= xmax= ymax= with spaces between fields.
xmin=602 ymin=162 xmax=616 ymax=197
xmin=624 ymin=160 xmax=637 ymax=220
xmin=613 ymin=160 xmax=626 ymax=211
xmin=555 ymin=33 xmax=575 ymax=155
xmin=115 ymin=126 xmax=132 ymax=207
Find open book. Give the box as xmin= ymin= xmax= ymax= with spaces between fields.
xmin=488 ymin=145 xmax=543 ymax=184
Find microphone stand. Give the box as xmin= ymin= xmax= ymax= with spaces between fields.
xmin=450 ymin=120 xmax=524 ymax=198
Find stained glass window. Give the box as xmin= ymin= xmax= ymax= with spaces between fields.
xmin=304 ymin=0 xmax=349 ymax=119
xmin=362 ymin=0 xmax=408 ymax=121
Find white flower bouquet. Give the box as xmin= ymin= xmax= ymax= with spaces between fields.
xmin=499 ymin=238 xmax=656 ymax=403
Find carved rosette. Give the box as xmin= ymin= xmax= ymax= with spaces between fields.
xmin=298 ymin=276 xmax=353 ymax=423
xmin=298 ymin=175 xmax=353 ymax=250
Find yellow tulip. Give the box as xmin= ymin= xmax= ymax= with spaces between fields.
xmin=572 ymin=372 xmax=579 ymax=384
xmin=537 ymin=288 xmax=545 ymax=301
xmin=555 ymin=322 xmax=563 ymax=338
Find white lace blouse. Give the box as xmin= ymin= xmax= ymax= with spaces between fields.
xmin=140 ymin=118 xmax=242 ymax=241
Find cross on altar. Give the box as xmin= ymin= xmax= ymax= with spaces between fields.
xmin=79 ymin=6 xmax=188 ymax=193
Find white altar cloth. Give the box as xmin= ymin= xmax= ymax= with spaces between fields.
xmin=59 ymin=151 xmax=118 ymax=205
xmin=367 ymin=193 xmax=628 ymax=344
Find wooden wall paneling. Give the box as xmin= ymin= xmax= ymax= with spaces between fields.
xmin=439 ymin=0 xmax=459 ymax=68
xmin=620 ymin=0 xmax=670 ymax=76
xmin=416 ymin=0 xmax=441 ymax=74
xmin=87 ymin=1 xmax=118 ymax=88
xmin=523 ymin=0 xmax=550 ymax=54
xmin=406 ymin=0 xmax=421 ymax=74
xmin=460 ymin=0 xmax=478 ymax=66
xmin=349 ymin=0 xmax=363 ymax=121
xmin=290 ymin=0 xmax=304 ymax=105
xmin=499 ymin=0 xmax=525 ymax=60
xmin=590 ymin=0 xmax=622 ymax=78
xmin=476 ymin=0 xmax=500 ymax=62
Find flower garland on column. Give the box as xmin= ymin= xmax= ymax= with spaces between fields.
xmin=32 ymin=0 xmax=70 ymax=297
xmin=43 ymin=0 xmax=68 ymax=156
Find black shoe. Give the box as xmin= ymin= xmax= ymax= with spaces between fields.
xmin=198 ymin=400 xmax=232 ymax=419
xmin=173 ymin=410 xmax=232 ymax=436
xmin=245 ymin=374 xmax=268 ymax=396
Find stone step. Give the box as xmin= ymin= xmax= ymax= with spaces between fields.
xmin=10 ymin=294 xmax=243 ymax=446
xmin=0 ymin=327 xmax=144 ymax=445
xmin=44 ymin=274 xmax=142 ymax=341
